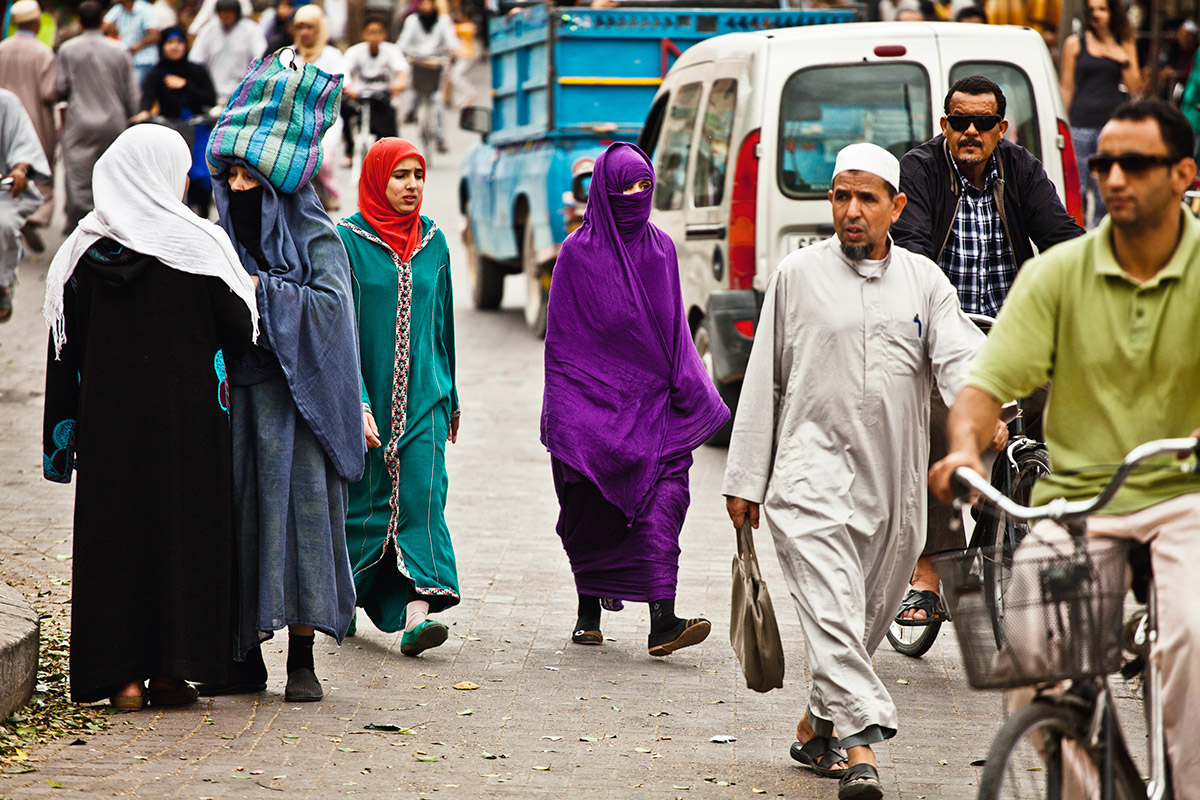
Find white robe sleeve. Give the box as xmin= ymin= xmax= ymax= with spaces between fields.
xmin=925 ymin=267 xmax=987 ymax=408
xmin=721 ymin=268 xmax=788 ymax=504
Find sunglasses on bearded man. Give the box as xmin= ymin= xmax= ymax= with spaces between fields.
xmin=946 ymin=114 xmax=1003 ymax=132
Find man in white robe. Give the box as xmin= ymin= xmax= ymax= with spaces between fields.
xmin=722 ymin=143 xmax=1002 ymax=800
xmin=0 ymin=88 xmax=52 ymax=322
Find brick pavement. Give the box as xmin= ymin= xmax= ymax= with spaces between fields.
xmin=0 ymin=126 xmax=1095 ymax=800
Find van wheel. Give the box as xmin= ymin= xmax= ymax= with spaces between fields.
xmin=466 ymin=207 xmax=504 ymax=310
xmin=521 ymin=222 xmax=548 ymax=338
xmin=694 ymin=323 xmax=738 ymax=447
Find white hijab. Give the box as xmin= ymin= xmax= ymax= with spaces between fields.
xmin=44 ymin=124 xmax=259 ymax=356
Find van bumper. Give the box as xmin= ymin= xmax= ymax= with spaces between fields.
xmin=706 ymin=289 xmax=763 ymax=385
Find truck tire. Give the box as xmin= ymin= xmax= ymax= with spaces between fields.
xmin=521 ymin=222 xmax=548 ymax=338
xmin=694 ymin=322 xmax=738 ymax=447
xmin=465 ymin=210 xmax=504 ymax=310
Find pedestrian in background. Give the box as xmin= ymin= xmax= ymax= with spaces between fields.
xmin=201 ymin=60 xmax=365 ymax=702
xmin=189 ymin=0 xmax=267 ymax=106
xmin=41 ymin=124 xmax=256 ymax=711
xmin=1060 ymin=0 xmax=1141 ymax=227
xmin=398 ymin=0 xmax=460 ymax=154
xmin=259 ymin=0 xmax=295 ymax=54
xmin=0 ymin=0 xmax=57 ymax=252
xmin=723 ymin=144 xmax=997 ymax=800
xmin=102 ymin=0 xmax=161 ymax=85
xmin=292 ymin=4 xmax=345 ymax=210
xmin=541 ymin=143 xmax=729 ymax=657
xmin=131 ymin=27 xmax=218 ymax=216
xmin=337 ymin=137 xmax=462 ymax=656
xmin=0 ymin=90 xmax=50 ymax=323
xmin=56 ymin=0 xmax=140 ymax=233
xmin=340 ymin=16 xmax=408 ymax=166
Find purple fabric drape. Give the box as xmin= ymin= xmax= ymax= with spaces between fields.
xmin=540 ymin=142 xmax=729 ymax=523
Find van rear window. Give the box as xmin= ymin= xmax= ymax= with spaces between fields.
xmin=778 ymin=63 xmax=931 ymax=197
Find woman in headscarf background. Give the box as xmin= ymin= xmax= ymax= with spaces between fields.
xmin=293 ymin=4 xmax=345 ymax=211
xmin=201 ymin=62 xmax=365 ymax=703
xmin=131 ymin=26 xmax=218 ymax=216
xmin=42 ymin=124 xmax=257 ymax=709
xmin=337 ymin=138 xmax=461 ymax=656
xmin=540 ymin=142 xmax=729 ymax=657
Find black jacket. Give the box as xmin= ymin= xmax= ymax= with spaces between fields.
xmin=892 ymin=136 xmax=1084 ymax=270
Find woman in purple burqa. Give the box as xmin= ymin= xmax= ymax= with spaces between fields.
xmin=540 ymin=143 xmax=729 ymax=657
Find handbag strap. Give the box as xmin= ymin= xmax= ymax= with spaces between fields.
xmin=737 ymin=518 xmax=762 ymax=580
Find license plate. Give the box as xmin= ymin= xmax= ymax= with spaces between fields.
xmin=786 ymin=233 xmax=824 ymax=252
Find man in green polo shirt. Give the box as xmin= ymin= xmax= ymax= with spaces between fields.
xmin=930 ymin=98 xmax=1200 ymax=798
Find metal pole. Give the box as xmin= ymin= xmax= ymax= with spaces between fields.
xmin=1148 ymin=0 xmax=1163 ymax=98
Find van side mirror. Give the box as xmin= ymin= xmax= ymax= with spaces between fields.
xmin=571 ymin=170 xmax=592 ymax=203
xmin=460 ymin=106 xmax=491 ymax=135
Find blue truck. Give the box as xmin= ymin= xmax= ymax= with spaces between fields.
xmin=458 ymin=2 xmax=855 ymax=335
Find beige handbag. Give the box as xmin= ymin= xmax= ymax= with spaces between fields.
xmin=730 ymin=518 xmax=785 ymax=692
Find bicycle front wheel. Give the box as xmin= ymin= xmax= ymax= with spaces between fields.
xmin=978 ymin=702 xmax=1143 ymax=800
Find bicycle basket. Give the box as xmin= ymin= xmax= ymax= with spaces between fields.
xmin=935 ymin=537 xmax=1129 ymax=689
xmin=411 ymin=64 xmax=443 ymax=97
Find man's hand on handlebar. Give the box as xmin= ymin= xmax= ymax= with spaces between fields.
xmin=725 ymin=496 xmax=760 ymax=530
xmin=989 ymin=419 xmax=1009 ymax=452
xmin=929 ymin=449 xmax=987 ymax=506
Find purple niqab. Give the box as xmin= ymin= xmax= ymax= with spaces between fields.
xmin=540 ymin=143 xmax=729 ymax=523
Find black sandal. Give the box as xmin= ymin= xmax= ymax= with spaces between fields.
xmin=572 ymin=629 xmax=603 ymax=645
xmin=789 ymin=735 xmax=847 ymax=778
xmin=838 ymin=763 xmax=883 ymax=800
xmin=893 ymin=588 xmax=947 ymax=627
xmin=647 ymin=617 xmax=710 ymax=657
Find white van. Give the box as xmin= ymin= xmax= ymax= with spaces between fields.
xmin=635 ymin=22 xmax=1080 ymax=441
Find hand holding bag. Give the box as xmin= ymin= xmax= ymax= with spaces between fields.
xmin=730 ymin=518 xmax=785 ymax=692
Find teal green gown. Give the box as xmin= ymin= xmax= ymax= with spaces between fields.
xmin=337 ymin=213 xmax=460 ymax=632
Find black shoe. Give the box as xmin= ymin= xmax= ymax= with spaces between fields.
xmin=647 ymin=617 xmax=710 ymax=657
xmin=194 ymin=680 xmax=268 ymax=696
xmin=284 ymin=668 xmax=324 ymax=702
xmin=194 ymin=647 xmax=268 ymax=695
xmin=0 ymin=285 xmax=11 ymax=324
xmin=20 ymin=223 xmax=44 ymax=253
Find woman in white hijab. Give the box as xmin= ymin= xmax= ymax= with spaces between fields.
xmin=42 ymin=124 xmax=257 ymax=710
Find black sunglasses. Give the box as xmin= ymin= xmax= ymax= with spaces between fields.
xmin=1087 ymin=153 xmax=1180 ymax=174
xmin=946 ymin=114 xmax=1003 ymax=132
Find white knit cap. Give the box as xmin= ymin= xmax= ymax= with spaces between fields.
xmin=832 ymin=142 xmax=901 ymax=193
xmin=9 ymin=0 xmax=41 ymax=23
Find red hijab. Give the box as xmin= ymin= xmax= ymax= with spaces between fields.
xmin=358 ymin=138 xmax=425 ymax=264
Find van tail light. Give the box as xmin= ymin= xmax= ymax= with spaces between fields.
xmin=729 ymin=128 xmax=760 ymax=291
xmin=1058 ymin=118 xmax=1085 ymax=228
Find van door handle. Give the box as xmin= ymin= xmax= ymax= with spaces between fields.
xmin=686 ymin=224 xmax=726 ymax=240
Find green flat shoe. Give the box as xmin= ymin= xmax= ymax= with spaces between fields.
xmin=400 ymin=619 xmax=449 ymax=657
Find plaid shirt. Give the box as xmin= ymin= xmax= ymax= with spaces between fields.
xmin=937 ymin=156 xmax=1016 ymax=317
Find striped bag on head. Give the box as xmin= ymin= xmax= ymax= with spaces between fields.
xmin=206 ymin=48 xmax=343 ymax=194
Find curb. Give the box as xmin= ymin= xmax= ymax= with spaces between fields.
xmin=0 ymin=581 xmax=38 ymax=720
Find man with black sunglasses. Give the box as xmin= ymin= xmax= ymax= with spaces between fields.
xmin=891 ymin=75 xmax=1084 ymax=626
xmin=931 ymin=98 xmax=1200 ymax=800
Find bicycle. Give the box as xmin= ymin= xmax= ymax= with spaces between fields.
xmin=887 ymin=314 xmax=1052 ymax=658
xmin=409 ymin=56 xmax=446 ymax=166
xmin=347 ymin=88 xmax=389 ymax=179
xmin=939 ymin=436 xmax=1200 ymax=800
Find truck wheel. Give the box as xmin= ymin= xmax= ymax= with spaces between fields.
xmin=694 ymin=322 xmax=738 ymax=447
xmin=465 ymin=210 xmax=504 ymax=310
xmin=521 ymin=223 xmax=548 ymax=338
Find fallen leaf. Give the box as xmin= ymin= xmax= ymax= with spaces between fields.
xmin=541 ymin=736 xmax=562 ymax=741
xmin=273 ymin=775 xmax=287 ymax=780
xmin=673 ymin=786 xmax=690 ymax=790
xmin=611 ymin=706 xmax=621 ymax=711
xmin=363 ymin=723 xmax=404 ymax=732
xmin=532 ymin=765 xmax=550 ymax=771
xmin=220 ymin=735 xmax=235 ymax=740
xmin=338 ymin=747 xmax=358 ymax=753
xmin=481 ymin=752 xmax=497 ymax=759
xmin=47 ymin=780 xmax=64 ymax=789
xmin=649 ymin=711 xmax=669 ymax=717
xmin=251 ymin=770 xmax=264 ymax=775
xmin=544 ymin=666 xmax=559 ymax=671
xmin=579 ymin=736 xmax=598 ymax=742
xmin=897 ymin=679 xmax=910 ymax=685
xmin=420 ymin=673 xmax=438 ymax=678
xmin=454 ymin=681 xmax=480 ymax=691
xmin=634 ymin=747 xmax=652 ymax=753
xmin=601 ymin=695 xmax=611 ymax=700
xmin=709 ymin=735 xmax=737 ymax=743
xmin=970 ymin=759 xmax=987 ymax=767
xmin=414 ymin=755 xmax=439 ymax=763
xmin=753 ymin=789 xmax=767 ymax=794
xmin=282 ymin=734 xmax=299 ymax=739
xmin=457 ymin=709 xmax=474 ymax=716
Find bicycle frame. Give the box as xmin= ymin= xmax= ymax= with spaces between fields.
xmin=955 ymin=437 xmax=1198 ymax=800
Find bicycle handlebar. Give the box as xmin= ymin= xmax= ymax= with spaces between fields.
xmin=953 ymin=437 xmax=1200 ymax=523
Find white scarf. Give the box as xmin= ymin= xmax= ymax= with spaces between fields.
xmin=44 ymin=124 xmax=259 ymax=356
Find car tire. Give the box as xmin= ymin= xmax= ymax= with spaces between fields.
xmin=521 ymin=222 xmax=548 ymax=338
xmin=693 ymin=322 xmax=737 ymax=447
xmin=465 ymin=207 xmax=504 ymax=310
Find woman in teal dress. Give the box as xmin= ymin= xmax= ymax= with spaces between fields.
xmin=337 ymin=137 xmax=460 ymax=656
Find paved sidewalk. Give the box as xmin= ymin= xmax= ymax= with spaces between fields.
xmin=0 ymin=132 xmax=1019 ymax=800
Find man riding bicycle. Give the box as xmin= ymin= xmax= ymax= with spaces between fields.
xmin=893 ymin=75 xmax=1084 ymax=628
xmin=930 ymin=99 xmax=1200 ymax=800
xmin=397 ymin=0 xmax=460 ymax=154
